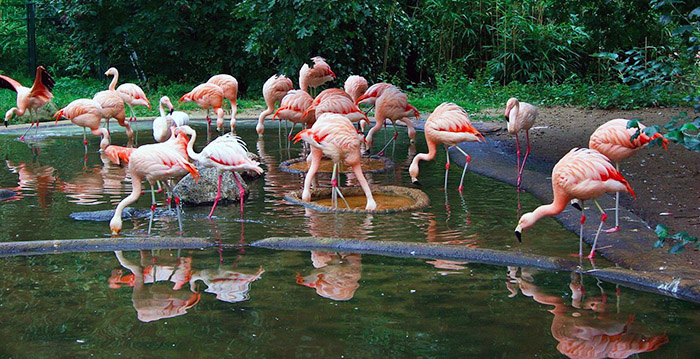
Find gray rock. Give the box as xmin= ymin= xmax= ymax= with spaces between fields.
xmin=173 ymin=166 xmax=250 ymax=205
xmin=0 ymin=189 xmax=17 ymax=200
xmin=70 ymin=207 xmax=177 ymax=222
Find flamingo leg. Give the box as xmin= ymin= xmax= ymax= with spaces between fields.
xmin=233 ymin=172 xmax=246 ymax=218
xmin=148 ymin=182 xmax=157 ymax=236
xmin=515 ymin=131 xmax=521 ymax=189
xmin=578 ymin=200 xmax=585 ymax=258
xmin=454 ymin=145 xmax=472 ymax=193
xmin=444 ymin=145 xmax=450 ymax=190
xmin=377 ymin=131 xmax=398 ymax=157
xmin=605 ymin=162 xmax=622 ymax=233
xmin=588 ymin=200 xmax=608 ymax=259
xmin=287 ymin=122 xmax=296 ymax=142
xmin=83 ymin=127 xmax=88 ymax=145
xmin=163 ymin=181 xmax=182 ymax=232
xmin=518 ymin=130 xmax=531 ymax=188
xmin=209 ymin=173 xmax=222 ymax=218
xmin=19 ymin=122 xmax=36 ymax=141
xmin=331 ymin=163 xmax=349 ymax=209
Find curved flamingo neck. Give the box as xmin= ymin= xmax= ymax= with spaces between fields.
xmin=108 ymin=69 xmax=119 ymax=91
xmin=531 ymin=191 xmax=569 ymax=222
xmin=110 ymin=175 xmax=143 ymax=232
xmin=409 ymin=138 xmax=438 ymax=178
xmin=509 ymin=101 xmax=519 ymax=121
xmin=184 ymin=129 xmax=203 ymax=162
xmin=159 ymin=100 xmax=166 ymax=117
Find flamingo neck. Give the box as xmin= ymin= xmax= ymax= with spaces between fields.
xmin=531 ymin=191 xmax=569 ymax=222
xmin=409 ymin=139 xmax=438 ymax=178
xmin=108 ymin=70 xmax=119 ymax=91
xmin=509 ymin=102 xmax=519 ymax=122
xmin=185 ymin=129 xmax=202 ymax=162
xmin=110 ymin=176 xmax=143 ymax=232
xmin=159 ymin=101 xmax=166 ymax=117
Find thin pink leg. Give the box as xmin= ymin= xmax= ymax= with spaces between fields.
xmin=208 ymin=174 xmax=222 ymax=218
xmin=444 ymin=145 xmax=450 ymax=190
xmin=233 ymin=173 xmax=245 ymax=218
xmin=518 ymin=130 xmax=531 ymax=188
xmin=515 ymin=132 xmax=521 ymax=187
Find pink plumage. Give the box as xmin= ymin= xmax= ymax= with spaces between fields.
xmin=365 ymin=86 xmax=419 ymax=149
xmin=273 ymin=90 xmax=314 ymax=126
xmin=589 ymin=119 xmax=668 ymax=163
xmin=299 ymin=56 xmax=336 ymax=93
xmin=343 ymin=75 xmax=368 ymax=103
xmin=105 ymin=68 xmax=151 ymax=124
xmin=207 ymin=74 xmax=239 ymax=131
xmin=505 ymin=97 xmax=538 ymax=188
xmin=54 ymin=98 xmax=111 ymax=151
xmin=179 ymin=83 xmax=225 ymax=132
xmin=0 ymin=66 xmax=54 ymax=131
xmin=354 ymin=82 xmax=394 ymax=105
xmin=256 ymin=74 xmax=295 ymax=135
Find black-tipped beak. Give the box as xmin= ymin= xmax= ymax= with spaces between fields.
xmin=4 ymin=120 xmax=7 ymax=127
xmin=515 ymin=230 xmax=522 ymax=243
xmin=571 ymin=202 xmax=582 ymax=211
xmin=169 ymin=109 xmax=174 ymax=115
xmin=412 ymin=179 xmax=422 ymax=187
xmin=503 ymin=115 xmax=509 ymax=122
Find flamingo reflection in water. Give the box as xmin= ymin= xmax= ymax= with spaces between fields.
xmin=5 ymin=160 xmax=58 ymax=207
xmin=110 ymin=250 xmax=200 ymax=323
xmin=506 ymin=268 xmax=668 ymax=359
xmin=190 ymin=265 xmax=264 ymax=304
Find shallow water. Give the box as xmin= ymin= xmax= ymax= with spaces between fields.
xmin=0 ymin=120 xmax=698 ymax=358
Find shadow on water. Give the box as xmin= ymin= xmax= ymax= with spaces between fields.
xmin=0 ymin=120 xmax=697 ymax=357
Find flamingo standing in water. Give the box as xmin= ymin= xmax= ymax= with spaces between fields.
xmin=175 ymin=125 xmax=263 ymax=218
xmin=514 ymin=148 xmax=636 ymax=259
xmin=294 ymin=113 xmax=376 ymax=210
xmin=504 ymin=97 xmax=537 ymax=188
xmin=303 ymin=90 xmax=368 ymax=128
xmin=256 ymin=74 xmax=294 ymax=135
xmin=0 ymin=66 xmax=55 ymax=140
xmin=207 ymin=74 xmax=238 ymax=132
xmin=54 ymin=99 xmax=111 ymax=151
xmin=299 ymin=56 xmax=336 ymax=95
xmin=93 ymin=89 xmax=134 ymax=143
xmin=153 ymin=96 xmax=189 ymax=143
xmin=366 ymin=86 xmax=419 ymax=154
xmin=588 ymin=119 xmax=667 ymax=232
xmin=409 ymin=102 xmax=484 ymax=192
xmin=179 ymin=83 xmax=225 ymax=132
xmin=109 ymin=139 xmax=200 ymax=235
xmin=272 ymin=90 xmax=314 ymax=139
xmin=105 ymin=67 xmax=151 ymax=122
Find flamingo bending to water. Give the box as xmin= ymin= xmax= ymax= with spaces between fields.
xmin=504 ymin=97 xmax=537 ymax=188
xmin=294 ymin=113 xmax=376 ymax=210
xmin=272 ymin=90 xmax=315 ymax=139
xmin=514 ymin=148 xmax=636 ymax=259
xmin=105 ymin=67 xmax=151 ymax=121
xmin=93 ymin=89 xmax=134 ymax=143
xmin=54 ymin=99 xmax=111 ymax=151
xmin=299 ymin=56 xmax=336 ymax=95
xmin=409 ymin=102 xmax=484 ymax=192
xmin=207 ymin=74 xmax=238 ymax=132
xmin=366 ymin=86 xmax=419 ymax=154
xmin=256 ymin=74 xmax=294 ymax=135
xmin=588 ymin=119 xmax=667 ymax=232
xmin=175 ymin=125 xmax=263 ymax=218
xmin=0 ymin=66 xmax=55 ymax=139
xmin=179 ymin=83 xmax=225 ymax=132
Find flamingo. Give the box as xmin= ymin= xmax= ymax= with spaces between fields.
xmin=299 ymin=56 xmax=336 ymax=95
xmin=175 ymin=125 xmax=263 ymax=218
xmin=207 ymin=74 xmax=238 ymax=132
xmin=344 ymin=75 xmax=368 ymax=104
xmin=105 ymin=67 xmax=151 ymax=122
xmin=104 ymin=145 xmax=134 ymax=166
xmin=514 ymin=148 xmax=636 ymax=259
xmin=303 ymin=91 xmax=368 ymax=127
xmin=256 ymin=74 xmax=294 ymax=135
xmin=153 ymin=96 xmax=189 ymax=143
xmin=54 ymin=99 xmax=111 ymax=151
xmin=272 ymin=90 xmax=314 ymax=140
xmin=588 ymin=119 xmax=668 ymax=232
xmin=0 ymin=66 xmax=55 ymax=140
xmin=409 ymin=102 xmax=484 ymax=192
xmin=93 ymin=89 xmax=134 ymax=143
xmin=109 ymin=139 xmax=200 ymax=235
xmin=179 ymin=83 xmax=225 ymax=132
xmin=294 ymin=113 xmax=376 ymax=210
xmin=366 ymin=86 xmax=419 ymax=155
xmin=504 ymin=97 xmax=537 ymax=188
xmin=354 ymin=82 xmax=394 ymax=106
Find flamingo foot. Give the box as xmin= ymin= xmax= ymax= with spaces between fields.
xmin=19 ymin=136 xmax=25 ymax=142
xmin=458 ymin=185 xmax=463 ymax=193
xmin=604 ymin=226 xmax=620 ymax=233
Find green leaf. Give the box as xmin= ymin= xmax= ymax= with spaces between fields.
xmin=654 ymin=239 xmax=665 ymax=248
xmin=626 ymin=119 xmax=640 ymax=129
xmin=670 ymin=242 xmax=686 ymax=254
xmin=680 ymin=123 xmax=698 ymax=133
xmin=655 ymin=224 xmax=669 ymax=239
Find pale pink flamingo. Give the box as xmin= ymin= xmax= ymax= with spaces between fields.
xmin=299 ymin=56 xmax=336 ymax=95
xmin=354 ymin=82 xmax=394 ymax=106
xmin=588 ymin=118 xmax=668 ymax=232
xmin=176 ymin=125 xmax=263 ymax=218
xmin=256 ymin=74 xmax=294 ymax=135
xmin=178 ymin=83 xmax=225 ymax=132
xmin=302 ymin=91 xmax=368 ymax=127
xmin=514 ymin=148 xmax=636 ymax=259
xmin=105 ymin=67 xmax=151 ymax=121
xmin=409 ymin=102 xmax=484 ymax=192
xmin=93 ymin=90 xmax=134 ymax=143
xmin=504 ymin=97 xmax=537 ymax=188
xmin=153 ymin=96 xmax=189 ymax=143
xmin=207 ymin=74 xmax=238 ymax=132
xmin=366 ymin=86 xmax=419 ymax=155
xmin=0 ymin=66 xmax=55 ymax=140
xmin=54 ymin=99 xmax=111 ymax=151
xmin=344 ymin=75 xmax=368 ymax=103
xmin=109 ymin=139 xmax=200 ymax=235
xmin=294 ymin=113 xmax=376 ymax=210
xmin=272 ymin=90 xmax=314 ymax=140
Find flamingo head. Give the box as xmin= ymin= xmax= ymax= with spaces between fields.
xmin=54 ymin=109 xmax=65 ymax=124
xmin=514 ymin=211 xmax=537 ymax=242
xmin=355 ymin=93 xmax=370 ymax=105
xmin=504 ymin=97 xmax=518 ymax=118
xmin=104 ymin=67 xmax=118 ymax=77
xmin=161 ymin=96 xmax=174 ymax=112
xmin=110 ymin=218 xmax=122 ymax=235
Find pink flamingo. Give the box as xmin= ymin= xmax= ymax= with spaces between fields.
xmin=504 ymin=97 xmax=537 ymax=188
xmin=344 ymin=75 xmax=368 ymax=103
xmin=54 ymin=99 xmax=111 ymax=151
xmin=153 ymin=96 xmax=190 ymax=143
xmin=0 ymin=66 xmax=54 ymax=140
xmin=256 ymin=74 xmax=294 ymax=135
xmin=588 ymin=118 xmax=668 ymax=232
xmin=207 ymin=74 xmax=238 ymax=132
xmin=179 ymin=83 xmax=225 ymax=132
xmin=354 ymin=82 xmax=394 ymax=106
xmin=294 ymin=113 xmax=376 ymax=210
xmin=93 ymin=89 xmax=134 ymax=143
xmin=105 ymin=67 xmax=151 ymax=122
xmin=299 ymin=56 xmax=336 ymax=95
xmin=272 ymin=90 xmax=315 ymax=140
xmin=175 ymin=125 xmax=263 ymax=218
xmin=514 ymin=148 xmax=636 ymax=259
xmin=109 ymin=139 xmax=200 ymax=235
xmin=303 ymin=91 xmax=368 ymax=128
xmin=366 ymin=86 xmax=419 ymax=155
xmin=409 ymin=102 xmax=484 ymax=192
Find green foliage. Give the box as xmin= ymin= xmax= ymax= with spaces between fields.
xmin=654 ymin=224 xmax=699 ymax=254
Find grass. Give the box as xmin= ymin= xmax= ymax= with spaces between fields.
xmin=0 ymin=72 xmax=692 ymax=124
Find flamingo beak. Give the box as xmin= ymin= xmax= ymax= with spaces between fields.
xmin=111 ymin=227 xmax=120 ymax=235
xmin=514 ymin=225 xmax=522 ymax=243
xmin=411 ymin=177 xmax=421 ymax=186
xmin=3 ymin=119 xmax=7 ymax=127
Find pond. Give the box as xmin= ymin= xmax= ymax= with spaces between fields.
xmin=0 ymin=120 xmax=697 ymax=358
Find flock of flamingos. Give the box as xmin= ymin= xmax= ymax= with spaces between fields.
xmin=0 ymin=56 xmax=668 ymax=259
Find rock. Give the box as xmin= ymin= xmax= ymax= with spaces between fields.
xmin=173 ymin=166 xmax=249 ymax=205
xmin=70 ymin=207 xmax=177 ymax=222
xmin=0 ymin=189 xmax=17 ymax=200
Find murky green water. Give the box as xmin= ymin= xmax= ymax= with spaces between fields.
xmin=0 ymin=121 xmax=697 ymax=358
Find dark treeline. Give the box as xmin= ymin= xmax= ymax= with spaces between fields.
xmin=0 ymin=0 xmax=697 ymax=94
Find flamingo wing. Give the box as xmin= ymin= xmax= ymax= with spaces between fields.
xmin=28 ymin=66 xmax=55 ymax=100
xmin=554 ymin=148 xmax=635 ymax=200
xmin=0 ymin=74 xmax=22 ymax=93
